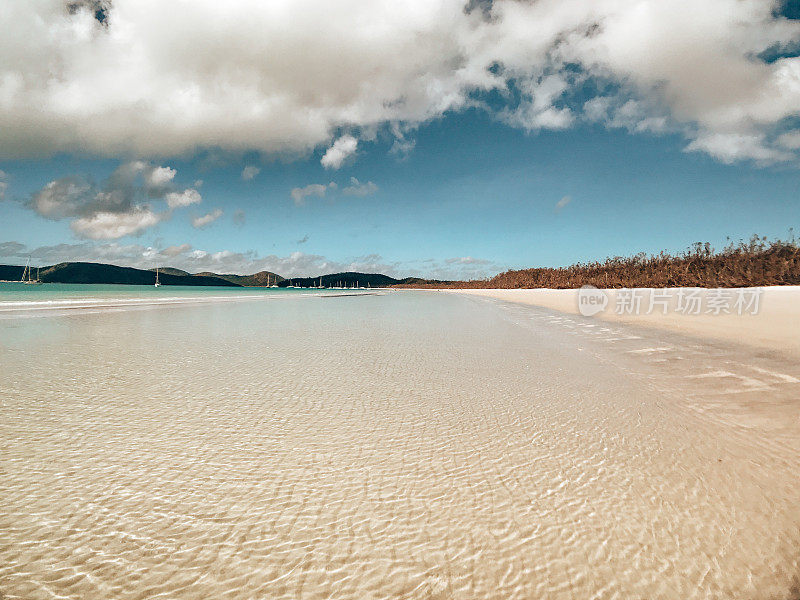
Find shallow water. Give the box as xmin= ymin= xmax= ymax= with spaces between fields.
xmin=0 ymin=282 xmax=332 ymax=313
xmin=1 ymin=290 xmax=798 ymax=599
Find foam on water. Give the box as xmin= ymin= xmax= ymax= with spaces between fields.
xmin=1 ymin=291 xmax=798 ymax=599
xmin=0 ymin=283 xmax=376 ymax=316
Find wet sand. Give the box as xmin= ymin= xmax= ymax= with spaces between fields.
xmin=451 ymin=286 xmax=800 ymax=359
xmin=1 ymin=292 xmax=799 ymax=599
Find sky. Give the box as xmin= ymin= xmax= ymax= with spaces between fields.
xmin=1 ymin=0 xmax=799 ymax=279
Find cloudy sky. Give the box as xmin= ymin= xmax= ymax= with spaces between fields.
xmin=1 ymin=0 xmax=799 ymax=278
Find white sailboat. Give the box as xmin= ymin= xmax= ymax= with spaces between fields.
xmin=20 ymin=258 xmax=42 ymax=285
xmin=154 ymin=266 xmax=161 ymax=287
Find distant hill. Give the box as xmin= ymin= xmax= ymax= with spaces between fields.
xmin=194 ymin=271 xmax=284 ymax=287
xmin=149 ymin=267 xmax=191 ymax=277
xmin=396 ymin=277 xmax=450 ymax=286
xmin=1 ymin=262 xmax=239 ymax=286
xmin=0 ymin=262 xmax=422 ymax=289
xmin=280 ymin=272 xmax=401 ymax=288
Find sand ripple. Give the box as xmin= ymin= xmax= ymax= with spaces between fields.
xmin=1 ymin=292 xmax=798 ymax=599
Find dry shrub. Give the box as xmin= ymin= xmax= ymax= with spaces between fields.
xmin=398 ymin=235 xmax=800 ymax=289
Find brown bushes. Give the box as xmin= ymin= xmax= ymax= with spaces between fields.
xmin=399 ymin=235 xmax=800 ymax=289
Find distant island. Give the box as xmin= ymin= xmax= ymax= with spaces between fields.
xmin=0 ymin=262 xmax=428 ymax=288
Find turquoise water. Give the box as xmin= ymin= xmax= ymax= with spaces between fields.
xmin=0 ymin=282 xmax=341 ymax=313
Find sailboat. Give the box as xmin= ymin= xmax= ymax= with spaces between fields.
xmin=154 ymin=266 xmax=161 ymax=287
xmin=20 ymin=258 xmax=42 ymax=285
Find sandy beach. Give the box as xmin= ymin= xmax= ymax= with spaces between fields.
xmin=2 ymin=290 xmax=799 ymax=599
xmin=450 ymin=286 xmax=800 ymax=359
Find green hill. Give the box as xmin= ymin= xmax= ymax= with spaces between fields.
xmin=149 ymin=267 xmax=191 ymax=277
xmin=194 ymin=271 xmax=284 ymax=287
xmin=0 ymin=263 xmax=424 ymax=289
xmin=1 ymin=262 xmax=239 ymax=286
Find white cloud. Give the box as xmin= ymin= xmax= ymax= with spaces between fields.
xmin=502 ymin=74 xmax=575 ymax=131
xmin=71 ymin=207 xmax=165 ymax=240
xmin=777 ymin=130 xmax=800 ymax=150
xmin=241 ymin=165 xmax=261 ymax=181
xmin=445 ymin=256 xmax=491 ymax=265
xmin=192 ymin=208 xmax=223 ymax=228
xmin=685 ymin=132 xmax=794 ymax=164
xmin=290 ymin=182 xmax=336 ymax=206
xmin=0 ymin=1 xmax=799 ymax=164
xmin=28 ymin=161 xmax=200 ymax=239
xmin=145 ymin=166 xmax=176 ymax=189
xmin=165 ymin=188 xmax=202 ymax=208
xmin=342 ymin=177 xmax=378 ymax=196
xmin=554 ymin=195 xmax=572 ymax=213
xmin=321 ymin=135 xmax=358 ymax=169
xmin=30 ymin=177 xmax=94 ymax=219
xmin=163 ymin=243 xmax=192 ymax=257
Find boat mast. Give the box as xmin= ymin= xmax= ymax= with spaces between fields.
xmin=20 ymin=258 xmax=29 ymax=282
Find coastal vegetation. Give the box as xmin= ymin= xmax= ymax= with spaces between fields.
xmin=397 ymin=236 xmax=800 ymax=289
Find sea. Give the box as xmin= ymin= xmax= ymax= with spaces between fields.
xmin=1 ymin=283 xmax=799 ymax=599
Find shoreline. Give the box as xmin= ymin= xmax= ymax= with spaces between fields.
xmin=444 ymin=286 xmax=800 ymax=359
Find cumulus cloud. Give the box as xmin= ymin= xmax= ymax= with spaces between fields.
xmin=0 ymin=241 xmax=25 ymax=256
xmin=554 ymin=196 xmax=572 ymax=213
xmin=165 ymin=188 xmax=202 ymax=208
xmin=241 ymin=166 xmax=261 ymax=181
xmin=1 ymin=1 xmax=799 ymax=164
xmin=71 ymin=207 xmax=165 ymax=240
xmin=162 ymin=243 xmax=192 ymax=257
xmin=342 ymin=177 xmax=378 ymax=197
xmin=321 ymin=136 xmax=358 ymax=169
xmin=145 ymin=166 xmax=176 ymax=191
xmin=27 ymin=161 xmax=200 ymax=239
xmin=290 ymin=182 xmax=336 ymax=206
xmin=192 ymin=208 xmax=223 ymax=228
xmin=685 ymin=132 xmax=794 ymax=164
xmin=30 ymin=177 xmax=94 ymax=219
xmin=445 ymin=256 xmax=491 ymax=265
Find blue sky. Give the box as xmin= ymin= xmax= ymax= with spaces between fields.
xmin=1 ymin=1 xmax=799 ymax=278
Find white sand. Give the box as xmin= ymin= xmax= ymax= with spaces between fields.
xmin=450 ymin=286 xmax=800 ymax=358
